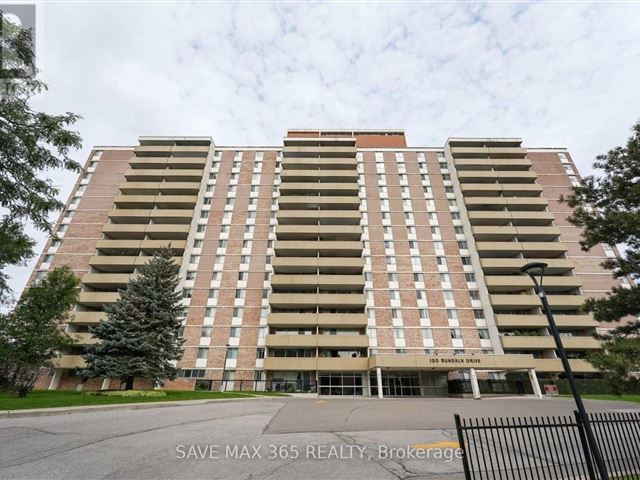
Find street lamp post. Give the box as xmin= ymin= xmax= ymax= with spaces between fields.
xmin=221 ymin=343 xmax=230 ymax=392
xmin=520 ymin=262 xmax=608 ymax=480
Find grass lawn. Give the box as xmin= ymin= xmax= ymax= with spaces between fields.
xmin=0 ymin=389 xmax=288 ymax=411
xmin=561 ymin=394 xmax=640 ymax=404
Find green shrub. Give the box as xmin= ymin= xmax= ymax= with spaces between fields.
xmin=83 ymin=390 xmax=167 ymax=398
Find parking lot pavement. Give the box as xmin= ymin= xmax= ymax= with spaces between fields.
xmin=0 ymin=396 xmax=637 ymax=480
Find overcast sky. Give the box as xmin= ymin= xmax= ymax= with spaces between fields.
xmin=5 ymin=1 xmax=640 ymax=297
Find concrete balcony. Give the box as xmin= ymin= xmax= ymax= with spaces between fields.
xmin=534 ymin=358 xmax=598 ymax=373
xmin=262 ymin=357 xmax=317 ymax=371
xmin=276 ymin=225 xmax=362 ymax=241
xmin=485 ymin=275 xmax=582 ymax=293
xmin=454 ymin=158 xmax=533 ymax=171
xmin=52 ymin=355 xmax=86 ymax=369
xmin=467 ymin=211 xmax=555 ymax=226
xmin=490 ymin=294 xmax=588 ymax=310
xmin=472 ymin=226 xmax=560 ymax=242
xmin=119 ymin=181 xmax=200 ymax=195
xmin=124 ymin=168 xmax=204 ymax=182
xmin=134 ymin=145 xmax=172 ymax=157
xmin=282 ymin=145 xmax=357 ymax=157
xmin=78 ymin=291 xmax=119 ymax=307
xmin=501 ymin=184 xmax=544 ymax=196
xmin=472 ymin=226 xmax=517 ymax=241
xmin=278 ymin=195 xmax=360 ymax=210
xmin=450 ymin=146 xmax=527 ymax=158
xmin=266 ymin=313 xmax=368 ymax=328
xmin=279 ymin=182 xmax=359 ymax=195
xmin=480 ymin=258 xmax=574 ymax=275
xmin=129 ymin=157 xmax=169 ymax=168
xmin=277 ymin=210 xmax=361 ymax=225
xmin=501 ymin=335 xmax=600 ymax=350
xmin=281 ymin=170 xmax=358 ymax=182
xmin=461 ymin=183 xmax=543 ymax=198
xmin=69 ymin=311 xmax=106 ymax=324
xmin=317 ymin=357 xmax=368 ymax=371
xmin=82 ymin=273 xmax=133 ymax=289
xmin=170 ymin=145 xmax=210 ymax=157
xmin=265 ymin=334 xmax=368 ymax=349
xmin=282 ymin=158 xmax=357 ymax=169
xmin=102 ymin=223 xmax=190 ymax=240
xmin=274 ymin=240 xmax=362 ymax=257
xmin=113 ymin=194 xmax=197 ymax=209
xmin=495 ymin=314 xmax=597 ymax=329
xmin=464 ymin=197 xmax=549 ymax=211
xmin=95 ymin=239 xmax=187 ymax=255
xmin=265 ymin=334 xmax=318 ymax=348
xmin=108 ymin=208 xmax=195 ymax=224
xmin=272 ymin=256 xmax=364 ymax=274
xmin=89 ymin=255 xmax=181 ymax=273
xmin=269 ymin=293 xmax=366 ymax=309
xmin=457 ymin=171 xmax=537 ymax=183
xmin=167 ymin=157 xmax=208 ymax=168
xmin=476 ymin=241 xmax=567 ymax=258
xmin=271 ymin=274 xmax=364 ymax=290
xmin=317 ymin=335 xmax=369 ymax=348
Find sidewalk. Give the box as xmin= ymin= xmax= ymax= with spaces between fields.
xmin=0 ymin=395 xmax=281 ymax=418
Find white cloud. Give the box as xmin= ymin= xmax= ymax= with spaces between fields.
xmin=5 ymin=0 xmax=640 ymax=296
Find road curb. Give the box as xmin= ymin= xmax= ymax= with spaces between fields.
xmin=0 ymin=395 xmax=280 ymax=418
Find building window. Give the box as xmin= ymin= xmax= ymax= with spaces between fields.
xmin=478 ymin=329 xmax=490 ymax=340
xmin=450 ymin=328 xmax=462 ymax=339
xmin=197 ymin=348 xmax=208 ymax=359
xmin=226 ymin=348 xmax=238 ymax=359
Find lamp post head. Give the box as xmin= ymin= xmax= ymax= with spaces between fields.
xmin=520 ymin=262 xmax=548 ymax=294
xmin=519 ymin=262 xmax=548 ymax=275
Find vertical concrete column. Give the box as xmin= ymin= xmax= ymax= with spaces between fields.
xmin=48 ymin=369 xmax=62 ymax=390
xmin=101 ymin=377 xmax=111 ymax=390
xmin=376 ymin=367 xmax=383 ymax=399
xmin=528 ymin=368 xmax=543 ymax=398
xmin=365 ymin=371 xmax=372 ymax=397
xmin=469 ymin=368 xmax=481 ymax=400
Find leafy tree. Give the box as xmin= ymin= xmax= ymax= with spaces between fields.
xmin=81 ymin=247 xmax=184 ymax=390
xmin=0 ymin=266 xmax=80 ymax=396
xmin=562 ymin=119 xmax=640 ymax=390
xmin=0 ymin=13 xmax=82 ymax=302
xmin=562 ymin=120 xmax=640 ymax=328
xmin=587 ymin=337 xmax=640 ymax=396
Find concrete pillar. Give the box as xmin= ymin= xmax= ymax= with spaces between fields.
xmin=48 ymin=369 xmax=62 ymax=390
xmin=469 ymin=368 xmax=481 ymax=400
xmin=528 ymin=368 xmax=543 ymax=398
xmin=365 ymin=371 xmax=372 ymax=397
xmin=376 ymin=367 xmax=383 ymax=399
xmin=101 ymin=377 xmax=111 ymax=390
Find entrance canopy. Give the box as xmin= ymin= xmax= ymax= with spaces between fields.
xmin=368 ymin=353 xmax=537 ymax=372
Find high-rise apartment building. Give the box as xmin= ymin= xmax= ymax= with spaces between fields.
xmin=30 ymin=130 xmax=624 ymax=397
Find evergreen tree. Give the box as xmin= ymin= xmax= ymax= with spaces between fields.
xmin=0 ymin=266 xmax=79 ymax=396
xmin=81 ymin=247 xmax=184 ymax=390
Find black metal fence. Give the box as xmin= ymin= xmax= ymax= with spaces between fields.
xmin=454 ymin=411 xmax=640 ymax=479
